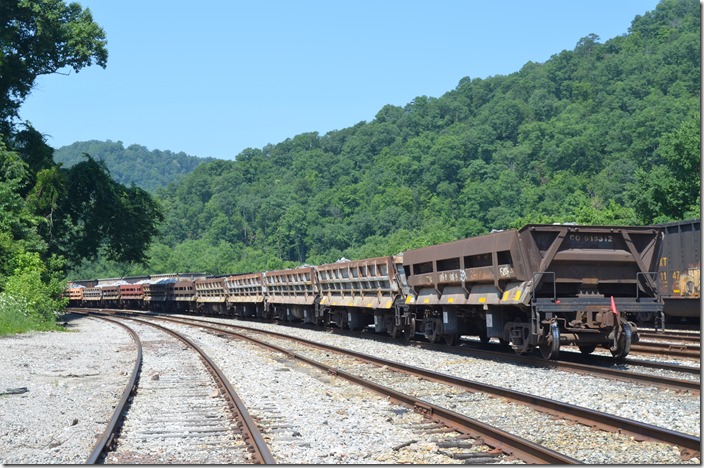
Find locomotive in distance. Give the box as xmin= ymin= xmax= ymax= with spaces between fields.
xmin=66 ymin=223 xmax=670 ymax=361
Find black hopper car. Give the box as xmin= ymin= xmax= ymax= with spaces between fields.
xmin=653 ymin=219 xmax=701 ymax=326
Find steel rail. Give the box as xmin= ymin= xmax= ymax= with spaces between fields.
xmin=443 ymin=342 xmax=701 ymax=392
xmin=638 ymin=332 xmax=700 ymax=343
xmin=72 ymin=309 xmax=701 ymax=457
xmin=81 ymin=314 xmax=143 ymax=464
xmin=126 ymin=312 xmax=703 ymax=462
xmin=104 ymin=312 xmax=578 ymax=464
xmin=70 ymin=307 xmax=700 ymax=376
xmin=131 ymin=311 xmax=699 ymax=393
xmin=629 ymin=342 xmax=700 ymax=358
xmin=183 ymin=318 xmax=701 ymax=454
xmin=187 ymin=322 xmax=580 ymax=464
xmin=419 ymin=337 xmax=702 ymax=375
xmin=119 ymin=316 xmax=276 ymax=465
xmin=246 ymin=315 xmax=702 ymax=376
xmin=563 ymin=350 xmax=700 ymax=375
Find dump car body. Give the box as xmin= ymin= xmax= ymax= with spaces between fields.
xmin=264 ymin=266 xmax=318 ymax=322
xmin=225 ymin=273 xmax=266 ymax=304
xmin=521 ymin=224 xmax=662 ymax=308
xmin=404 ymin=229 xmax=529 ymax=308
xmin=317 ymin=256 xmax=409 ymax=331
xmin=172 ymin=280 xmax=196 ymax=302
xmin=195 ymin=277 xmax=228 ymax=314
xmin=143 ymin=277 xmax=176 ymax=311
xmin=404 ymin=224 xmax=662 ymax=310
xmin=265 ymin=267 xmax=318 ymax=305
xmin=119 ymin=283 xmax=144 ymax=309
xmin=119 ymin=283 xmax=144 ymax=299
xmin=317 ymin=256 xmax=404 ymax=310
xmin=82 ymin=287 xmax=102 ymax=303
xmin=100 ymin=284 xmax=121 ymax=301
xmin=195 ymin=277 xmax=227 ymax=303
xmin=224 ymin=272 xmax=266 ymax=318
xmin=403 ymin=224 xmax=663 ymax=358
xmin=64 ymin=287 xmax=84 ymax=306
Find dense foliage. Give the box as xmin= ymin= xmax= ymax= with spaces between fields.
xmin=0 ymin=0 xmax=107 ymax=134
xmin=54 ymin=140 xmax=215 ymax=193
xmin=1 ymin=0 xmax=163 ymax=333
xmin=73 ymin=0 xmax=700 ymax=279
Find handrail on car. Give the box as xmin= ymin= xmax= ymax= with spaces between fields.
xmin=636 ymin=271 xmax=659 ymax=300
xmin=531 ymin=271 xmax=556 ymax=302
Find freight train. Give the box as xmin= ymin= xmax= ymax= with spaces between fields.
xmin=65 ymin=223 xmax=669 ymax=361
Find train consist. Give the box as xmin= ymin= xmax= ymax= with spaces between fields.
xmin=66 ymin=223 xmax=671 ymax=361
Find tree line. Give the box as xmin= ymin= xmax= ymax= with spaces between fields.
xmin=1 ymin=1 xmax=699 ymax=332
xmin=72 ymin=0 xmax=700 ymax=279
xmin=54 ymin=140 xmax=215 ymax=193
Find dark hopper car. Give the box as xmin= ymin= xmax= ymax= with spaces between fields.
xmin=655 ymin=219 xmax=701 ymax=323
xmin=401 ymin=224 xmax=663 ymax=359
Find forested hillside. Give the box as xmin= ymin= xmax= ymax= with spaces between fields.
xmin=54 ymin=140 xmax=214 ymax=193
xmin=71 ymin=0 xmax=700 ymax=279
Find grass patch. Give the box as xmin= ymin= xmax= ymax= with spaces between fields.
xmin=0 ymin=294 xmax=63 ymax=336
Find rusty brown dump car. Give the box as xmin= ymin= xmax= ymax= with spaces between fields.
xmin=403 ymin=224 xmax=663 ymax=359
xmin=195 ymin=277 xmax=228 ymax=315
xmin=119 ymin=283 xmax=144 ymax=309
xmin=264 ymin=266 xmax=318 ymax=322
xmin=317 ymin=256 xmax=408 ymax=331
xmin=224 ymin=272 xmax=266 ymax=318
xmin=63 ymin=287 xmax=84 ymax=307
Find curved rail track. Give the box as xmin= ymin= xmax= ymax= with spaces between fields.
xmin=81 ymin=313 xmax=274 ymax=464
xmin=82 ymin=310 xmax=578 ymax=464
xmin=85 ymin=309 xmax=701 ymax=463
xmin=85 ymin=316 xmax=142 ymax=464
xmin=165 ymin=315 xmax=702 ymax=453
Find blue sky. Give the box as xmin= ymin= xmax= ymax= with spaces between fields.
xmin=19 ymin=0 xmax=661 ymax=160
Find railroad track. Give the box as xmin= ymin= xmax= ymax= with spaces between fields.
xmin=638 ymin=332 xmax=700 ymax=344
xmin=136 ymin=314 xmax=579 ymax=464
xmin=86 ymin=308 xmax=700 ymax=391
xmin=247 ymin=314 xmax=700 ymax=388
xmin=629 ymin=341 xmax=700 ymax=359
xmin=82 ymin=310 xmax=578 ymax=464
xmin=101 ymin=311 xmax=700 ymax=464
xmin=82 ymin=314 xmax=274 ymax=464
xmin=424 ymin=341 xmax=701 ymax=393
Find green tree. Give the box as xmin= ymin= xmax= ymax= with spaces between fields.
xmin=0 ymin=0 xmax=107 ymax=131
xmin=0 ymin=1 xmax=167 ymax=333
xmin=629 ymin=113 xmax=701 ymax=223
xmin=53 ymin=155 xmax=164 ymax=264
xmin=0 ymin=141 xmax=45 ymax=281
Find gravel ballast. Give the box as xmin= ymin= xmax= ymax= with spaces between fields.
xmin=0 ymin=315 xmax=133 ymax=464
xmin=0 ymin=312 xmax=700 ymax=464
